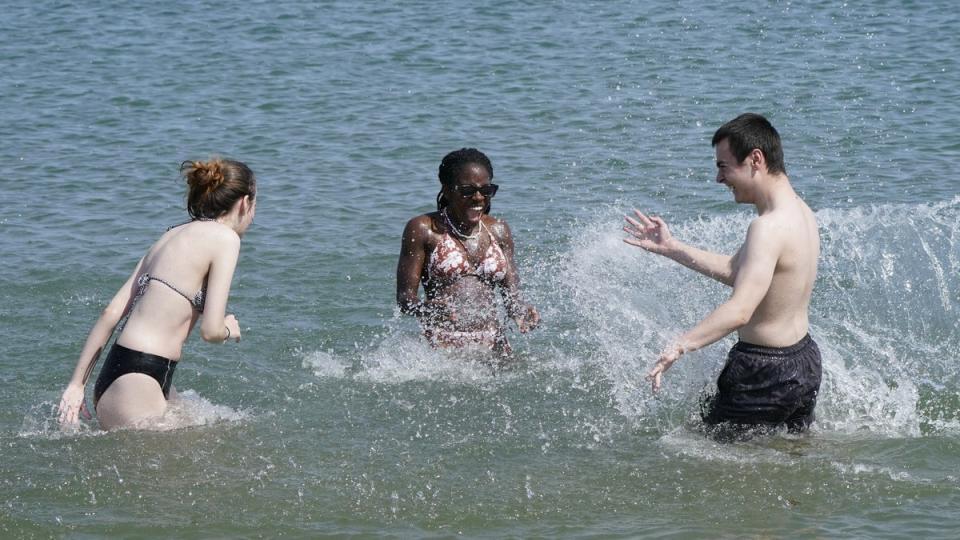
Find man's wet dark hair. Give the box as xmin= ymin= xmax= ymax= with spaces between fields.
xmin=712 ymin=113 xmax=786 ymax=175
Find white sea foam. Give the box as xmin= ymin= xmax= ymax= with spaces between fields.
xmin=144 ymin=389 xmax=248 ymax=431
xmin=657 ymin=426 xmax=807 ymax=466
xmin=302 ymin=349 xmax=351 ymax=379
xmin=302 ymin=325 xmax=509 ymax=387
xmin=828 ymin=459 xmax=919 ymax=484
xmin=356 ymin=333 xmax=506 ymax=385
xmin=20 ymin=390 xmax=248 ymax=438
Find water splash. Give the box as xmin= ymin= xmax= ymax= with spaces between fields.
xmin=302 ymin=320 xmax=514 ymax=386
xmin=147 ymin=389 xmax=249 ymax=431
xmin=302 ymin=349 xmax=351 ymax=379
xmin=20 ymin=389 xmax=248 ymax=438
xmin=552 ymin=198 xmax=960 ymax=438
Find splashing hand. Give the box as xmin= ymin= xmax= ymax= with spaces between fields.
xmin=58 ymin=383 xmax=92 ymax=426
xmin=513 ymin=304 xmax=541 ymax=333
xmin=647 ymin=343 xmax=684 ymax=392
xmin=624 ymin=209 xmax=675 ymax=255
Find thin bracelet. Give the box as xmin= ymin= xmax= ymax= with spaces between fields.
xmin=224 ymin=326 xmax=231 ymax=342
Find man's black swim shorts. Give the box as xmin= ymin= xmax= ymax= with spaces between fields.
xmin=702 ymin=334 xmax=822 ymax=433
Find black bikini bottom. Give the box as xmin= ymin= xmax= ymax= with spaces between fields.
xmin=94 ymin=343 xmax=177 ymax=405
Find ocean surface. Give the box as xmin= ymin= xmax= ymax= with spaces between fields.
xmin=2 ymin=0 xmax=959 ymax=537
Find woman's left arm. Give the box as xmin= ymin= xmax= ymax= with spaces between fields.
xmin=491 ymin=219 xmax=540 ymax=333
xmin=199 ymin=228 xmax=242 ymax=343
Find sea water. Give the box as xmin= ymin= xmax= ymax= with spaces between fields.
xmin=2 ymin=0 xmax=958 ymax=537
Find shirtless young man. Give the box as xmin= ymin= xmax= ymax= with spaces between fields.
xmin=624 ymin=113 xmax=822 ymax=433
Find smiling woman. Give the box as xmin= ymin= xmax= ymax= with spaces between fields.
xmin=395 ymin=148 xmax=540 ymax=358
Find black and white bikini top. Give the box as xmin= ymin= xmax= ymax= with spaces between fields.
xmin=134 ymin=218 xmax=210 ymax=313
xmin=116 ymin=272 xmax=205 ymax=334
xmin=135 ymin=273 xmax=206 ymax=313
xmin=116 ymin=220 xmax=211 ymax=334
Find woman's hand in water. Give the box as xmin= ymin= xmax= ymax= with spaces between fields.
xmin=58 ymin=383 xmax=91 ymax=426
xmin=624 ymin=209 xmax=676 ymax=255
xmin=512 ymin=304 xmax=541 ymax=333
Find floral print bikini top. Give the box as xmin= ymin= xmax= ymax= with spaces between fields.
xmin=426 ymin=220 xmax=508 ymax=286
xmin=427 ymin=214 xmax=508 ymax=283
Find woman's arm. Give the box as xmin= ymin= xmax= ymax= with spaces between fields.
xmin=396 ymin=216 xmax=430 ymax=318
xmin=58 ymin=257 xmax=144 ymax=425
xmin=490 ymin=219 xmax=540 ymax=333
xmin=199 ymin=226 xmax=242 ymax=343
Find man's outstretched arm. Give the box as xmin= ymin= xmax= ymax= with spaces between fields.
xmin=645 ymin=218 xmax=780 ymax=391
xmin=624 ymin=209 xmax=740 ymax=286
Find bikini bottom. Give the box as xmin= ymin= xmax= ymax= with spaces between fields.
xmin=423 ymin=327 xmax=512 ymax=355
xmin=93 ymin=343 xmax=177 ymax=405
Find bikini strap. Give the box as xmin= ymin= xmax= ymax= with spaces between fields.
xmin=146 ymin=275 xmax=202 ymax=310
xmin=116 ymin=274 xmax=150 ymax=334
xmin=167 ymin=217 xmax=215 ymax=231
xmin=481 ymin=220 xmax=506 ymax=255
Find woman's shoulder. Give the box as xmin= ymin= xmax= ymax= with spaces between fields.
xmin=404 ymin=212 xmax=442 ymax=234
xmin=483 ymin=214 xmax=512 ymax=238
xmin=408 ymin=211 xmax=440 ymax=223
xmin=165 ymin=220 xmax=240 ymax=250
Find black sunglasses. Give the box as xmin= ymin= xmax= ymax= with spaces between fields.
xmin=452 ymin=183 xmax=499 ymax=198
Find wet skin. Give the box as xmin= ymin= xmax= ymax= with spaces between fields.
xmin=396 ymin=163 xmax=539 ymax=345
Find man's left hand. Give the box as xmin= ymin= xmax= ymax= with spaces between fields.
xmin=647 ymin=343 xmax=684 ymax=392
